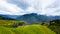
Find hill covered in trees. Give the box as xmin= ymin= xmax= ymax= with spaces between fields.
xmin=0 ymin=16 xmax=15 ymax=20
xmin=42 ymin=19 xmax=60 ymax=34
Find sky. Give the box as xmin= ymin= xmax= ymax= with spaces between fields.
xmin=0 ymin=0 xmax=60 ymax=16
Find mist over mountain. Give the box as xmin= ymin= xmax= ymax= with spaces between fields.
xmin=17 ymin=13 xmax=60 ymax=23
xmin=0 ymin=15 xmax=15 ymax=20
xmin=0 ymin=14 xmax=19 ymax=19
xmin=0 ymin=13 xmax=60 ymax=23
xmin=17 ymin=13 xmax=49 ymax=23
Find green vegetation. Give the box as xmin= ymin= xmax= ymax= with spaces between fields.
xmin=48 ymin=19 xmax=60 ymax=34
xmin=0 ymin=20 xmax=28 ymax=28
xmin=41 ymin=19 xmax=60 ymax=34
xmin=0 ymin=26 xmax=14 ymax=34
xmin=0 ymin=20 xmax=19 ymax=27
xmin=0 ymin=16 xmax=57 ymax=34
xmin=0 ymin=24 xmax=56 ymax=34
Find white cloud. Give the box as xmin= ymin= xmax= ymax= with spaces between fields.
xmin=25 ymin=0 xmax=58 ymax=16
xmin=0 ymin=0 xmax=60 ymax=16
xmin=0 ymin=0 xmax=26 ymax=15
xmin=42 ymin=0 xmax=56 ymax=9
xmin=45 ymin=0 xmax=60 ymax=16
xmin=0 ymin=0 xmax=40 ymax=15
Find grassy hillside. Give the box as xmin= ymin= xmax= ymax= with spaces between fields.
xmin=0 ymin=20 xmax=56 ymax=34
xmin=0 ymin=26 xmax=14 ymax=34
xmin=0 ymin=24 xmax=56 ymax=34
xmin=0 ymin=20 xmax=20 ymax=26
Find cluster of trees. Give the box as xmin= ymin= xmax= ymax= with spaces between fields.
xmin=0 ymin=16 xmax=15 ymax=20
xmin=40 ymin=19 xmax=60 ymax=34
xmin=49 ymin=19 xmax=60 ymax=26
xmin=49 ymin=19 xmax=60 ymax=34
xmin=11 ymin=21 xmax=28 ymax=27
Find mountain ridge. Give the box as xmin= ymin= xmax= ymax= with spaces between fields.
xmin=0 ymin=13 xmax=60 ymax=23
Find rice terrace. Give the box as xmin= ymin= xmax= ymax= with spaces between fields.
xmin=0 ymin=0 xmax=60 ymax=34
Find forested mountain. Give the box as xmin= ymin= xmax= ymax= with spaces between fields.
xmin=0 ymin=13 xmax=60 ymax=23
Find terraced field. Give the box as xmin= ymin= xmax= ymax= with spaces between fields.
xmin=0 ymin=24 xmax=56 ymax=34
xmin=0 ymin=26 xmax=14 ymax=34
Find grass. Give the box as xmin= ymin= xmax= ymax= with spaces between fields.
xmin=0 ymin=20 xmax=56 ymax=34
xmin=10 ymin=24 xmax=56 ymax=34
xmin=0 ymin=24 xmax=56 ymax=34
xmin=0 ymin=26 xmax=15 ymax=34
xmin=0 ymin=20 xmax=19 ymax=26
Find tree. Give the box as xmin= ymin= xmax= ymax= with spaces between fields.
xmin=12 ymin=21 xmax=28 ymax=27
xmin=50 ymin=19 xmax=60 ymax=26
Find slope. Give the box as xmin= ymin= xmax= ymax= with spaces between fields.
xmin=0 ymin=26 xmax=15 ymax=34
xmin=17 ymin=13 xmax=49 ymax=23
xmin=11 ymin=24 xmax=56 ymax=34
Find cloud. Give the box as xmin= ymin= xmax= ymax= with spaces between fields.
xmin=46 ymin=0 xmax=60 ymax=8
xmin=25 ymin=0 xmax=58 ymax=16
xmin=0 ymin=0 xmax=60 ymax=16
xmin=45 ymin=0 xmax=60 ymax=16
xmin=6 ymin=0 xmax=30 ymax=10
xmin=42 ymin=0 xmax=56 ymax=9
xmin=0 ymin=0 xmax=40 ymax=15
xmin=0 ymin=0 xmax=26 ymax=15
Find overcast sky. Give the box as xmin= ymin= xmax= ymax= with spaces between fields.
xmin=0 ymin=0 xmax=60 ymax=16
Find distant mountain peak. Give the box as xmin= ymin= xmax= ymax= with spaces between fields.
xmin=0 ymin=13 xmax=60 ymax=23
